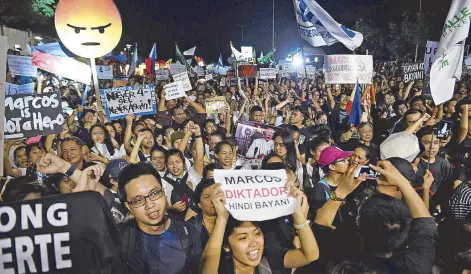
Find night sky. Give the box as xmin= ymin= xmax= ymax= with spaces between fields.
xmin=44 ymin=0 xmax=453 ymax=62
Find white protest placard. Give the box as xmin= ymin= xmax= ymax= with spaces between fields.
xmin=96 ymin=65 xmax=113 ymax=79
xmin=100 ymin=84 xmax=157 ymax=120
xmin=173 ymin=72 xmax=192 ymax=91
xmin=205 ymin=74 xmax=213 ymax=81
xmin=156 ymin=69 xmax=170 ymax=80
xmin=197 ymin=66 xmax=205 ymax=77
xmin=282 ymin=63 xmax=296 ymax=73
xmin=325 ymin=55 xmax=373 ymax=84
xmin=7 ymin=55 xmax=37 ymax=77
xmin=5 ymin=82 xmax=35 ymax=95
xmin=214 ymin=169 xmax=295 ymax=221
xmin=260 ymin=68 xmax=277 ymax=79
xmin=169 ymin=63 xmax=186 ymax=75
xmin=424 ymin=40 xmax=439 ymax=73
xmin=220 ymin=77 xmax=226 ymax=87
xmin=241 ymin=46 xmax=253 ymax=61
xmin=165 ymin=82 xmax=185 ymax=100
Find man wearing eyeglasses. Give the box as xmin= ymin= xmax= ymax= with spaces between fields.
xmin=36 ymin=155 xmax=203 ymax=274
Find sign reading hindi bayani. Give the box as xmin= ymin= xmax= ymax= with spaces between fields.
xmin=324 ymin=55 xmax=373 ymax=84
xmin=4 ymin=92 xmax=65 ymax=139
xmin=0 ymin=192 xmax=121 ymax=273
xmin=214 ymin=169 xmax=296 ymax=221
xmin=7 ymin=55 xmax=37 ymax=77
xmin=100 ymin=84 xmax=156 ymax=120
xmin=401 ymin=62 xmax=425 ymax=82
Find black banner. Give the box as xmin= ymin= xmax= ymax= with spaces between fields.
xmin=0 ymin=192 xmax=121 ymax=273
xmin=401 ymin=62 xmax=425 ymax=83
xmin=4 ymin=92 xmax=65 ymax=139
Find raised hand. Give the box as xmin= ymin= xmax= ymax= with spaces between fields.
xmin=75 ymin=164 xmax=105 ymax=192
xmin=173 ymin=201 xmax=187 ymax=212
xmin=335 ymin=164 xmax=367 ymax=199
xmin=36 ymin=153 xmax=71 ymax=175
xmin=125 ymin=113 xmax=134 ymax=125
xmin=211 ymin=184 xmax=230 ymax=221
xmin=423 ymin=170 xmax=434 ymax=190
xmin=369 ymin=160 xmax=408 ymax=187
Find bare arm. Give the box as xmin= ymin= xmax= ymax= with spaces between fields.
xmin=186 ymin=97 xmax=206 ymax=114
xmin=326 ymin=87 xmax=335 ymax=110
xmin=193 ymin=125 xmax=204 ymax=176
xmin=129 ymin=134 xmax=145 ymax=164
xmin=457 ymin=105 xmax=469 ymax=144
xmin=124 ymin=113 xmax=134 ymax=155
xmin=402 ymin=81 xmax=414 ymax=100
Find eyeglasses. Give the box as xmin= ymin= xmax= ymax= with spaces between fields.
xmin=127 ymin=189 xmax=164 ymax=208
xmin=335 ymin=158 xmax=349 ymax=164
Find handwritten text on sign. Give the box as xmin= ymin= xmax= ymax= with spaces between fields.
xmin=401 ymin=62 xmax=425 ymax=82
xmin=4 ymin=92 xmax=65 ymax=139
xmin=96 ymin=65 xmax=113 ymax=79
xmin=325 ymin=55 xmax=373 ymax=84
xmin=7 ymin=55 xmax=37 ymax=77
xmin=100 ymin=84 xmax=157 ymax=120
xmin=214 ymin=169 xmax=296 ymax=221
xmin=259 ymin=68 xmax=277 ymax=79
xmin=172 ymin=72 xmax=192 ymax=91
xmin=165 ymin=82 xmax=186 ymax=100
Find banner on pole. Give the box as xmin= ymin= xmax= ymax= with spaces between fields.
xmin=325 ymin=55 xmax=373 ymax=84
xmin=96 ymin=65 xmax=114 ymax=79
xmin=100 ymin=84 xmax=156 ymax=120
xmin=7 ymin=55 xmax=37 ymax=77
xmin=214 ymin=169 xmax=296 ymax=221
xmin=4 ymin=92 xmax=65 ymax=139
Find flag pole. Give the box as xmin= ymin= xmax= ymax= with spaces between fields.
xmin=89 ymin=58 xmax=104 ymax=121
xmin=272 ymin=0 xmax=275 ymax=51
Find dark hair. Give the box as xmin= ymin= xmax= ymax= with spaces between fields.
xmin=90 ymin=124 xmax=116 ymax=156
xmin=2 ymin=177 xmax=49 ymax=203
xmin=215 ymin=140 xmax=234 ymax=155
xmin=25 ymin=142 xmax=45 ymax=159
xmin=117 ymin=162 xmax=162 ymax=203
xmin=210 ymin=132 xmax=225 ymax=141
xmin=409 ymin=95 xmax=426 ymax=108
xmin=416 ymin=125 xmax=435 ymax=141
xmin=62 ymin=136 xmax=84 ymax=147
xmin=193 ymin=178 xmax=215 ymax=204
xmin=169 ymin=106 xmax=184 ymax=117
xmin=315 ymin=111 xmax=327 ymax=120
xmin=223 ymin=216 xmax=261 ymax=248
xmin=330 ymin=259 xmax=376 ymax=274
xmin=250 ymin=106 xmax=263 ymax=115
xmin=43 ymin=173 xmax=68 ymax=193
xmin=273 ymin=130 xmax=297 ymax=172
xmin=392 ymin=100 xmax=407 ymax=113
xmin=13 ymin=146 xmax=27 ymax=163
xmin=203 ymin=163 xmax=217 ymax=179
xmin=104 ymin=122 xmax=123 ymax=144
xmin=359 ymin=193 xmax=411 ymax=255
xmin=261 ymin=153 xmax=286 ymax=170
xmin=151 ymin=145 xmax=167 ymax=156
xmin=354 ymin=144 xmax=371 ymax=160
xmin=308 ymin=136 xmax=330 ymax=155
xmin=165 ymin=149 xmax=185 ymax=165
xmin=307 ymin=124 xmax=332 ymax=140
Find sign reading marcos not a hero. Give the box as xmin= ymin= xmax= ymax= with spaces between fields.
xmin=324 ymin=55 xmax=373 ymax=84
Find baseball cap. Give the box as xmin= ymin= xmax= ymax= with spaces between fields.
xmin=318 ymin=146 xmax=353 ymax=166
xmin=103 ymin=159 xmax=129 ymax=180
xmin=171 ymin=131 xmax=186 ymax=145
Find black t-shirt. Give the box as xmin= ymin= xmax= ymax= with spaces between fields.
xmin=416 ymin=157 xmax=452 ymax=194
xmin=128 ymin=220 xmax=202 ymax=274
xmin=261 ymin=217 xmax=295 ymax=274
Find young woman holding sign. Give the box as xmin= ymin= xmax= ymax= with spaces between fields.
xmin=199 ymin=181 xmax=319 ymax=273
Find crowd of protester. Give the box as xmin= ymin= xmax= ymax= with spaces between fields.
xmin=2 ymin=56 xmax=471 ymax=273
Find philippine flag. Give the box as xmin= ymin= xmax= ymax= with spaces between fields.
xmin=347 ymin=80 xmax=362 ymax=126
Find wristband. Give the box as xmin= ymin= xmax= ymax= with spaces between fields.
xmin=64 ymin=164 xmax=77 ymax=177
xmin=294 ymin=219 xmax=310 ymax=230
xmin=194 ymin=135 xmax=202 ymax=139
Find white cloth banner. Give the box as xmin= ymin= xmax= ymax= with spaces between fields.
xmin=7 ymin=55 xmax=37 ymax=77
xmin=293 ymin=0 xmax=363 ymax=50
xmin=165 ymin=82 xmax=185 ymax=100
xmin=424 ymin=41 xmax=439 ymax=73
xmin=431 ymin=0 xmax=471 ymax=105
xmin=169 ymin=64 xmax=187 ymax=75
xmin=214 ymin=169 xmax=296 ymax=221
xmin=325 ymin=55 xmax=373 ymax=84
xmin=260 ymin=68 xmax=277 ymax=79
xmin=4 ymin=82 xmax=35 ymax=95
xmin=172 ymin=72 xmax=192 ymax=91
xmin=96 ymin=65 xmax=113 ymax=79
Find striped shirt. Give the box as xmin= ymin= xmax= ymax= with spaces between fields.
xmin=450 ymin=182 xmax=471 ymax=220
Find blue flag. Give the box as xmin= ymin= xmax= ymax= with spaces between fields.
xmin=30 ymin=42 xmax=73 ymax=57
xmin=218 ymin=53 xmax=223 ymax=67
xmin=348 ymin=80 xmax=362 ymax=126
xmin=148 ymin=43 xmax=157 ymax=74
xmin=128 ymin=43 xmax=138 ymax=77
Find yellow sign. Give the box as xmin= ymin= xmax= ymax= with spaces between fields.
xmin=55 ymin=0 xmax=123 ymax=58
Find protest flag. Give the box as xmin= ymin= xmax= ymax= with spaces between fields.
xmin=183 ymin=46 xmax=196 ymax=56
xmin=230 ymin=41 xmax=242 ymax=61
xmin=260 ymin=51 xmax=264 ymax=59
xmin=166 ymin=59 xmax=173 ymax=64
xmin=175 ymin=43 xmax=191 ymax=71
xmin=29 ymin=42 xmax=73 ymax=57
xmin=145 ymin=43 xmax=156 ymax=75
xmin=258 ymin=49 xmax=276 ymax=64
xmin=430 ymin=0 xmax=471 ymax=105
xmin=253 ymin=48 xmax=257 ymax=64
xmin=218 ymin=53 xmax=223 ymax=67
xmin=293 ymin=0 xmax=363 ymax=50
xmin=127 ymin=43 xmax=138 ymax=77
xmin=347 ymin=80 xmax=362 ymax=126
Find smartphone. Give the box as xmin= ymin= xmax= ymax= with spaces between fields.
xmin=355 ymin=166 xmax=380 ymax=179
xmin=434 ymin=121 xmax=452 ymax=140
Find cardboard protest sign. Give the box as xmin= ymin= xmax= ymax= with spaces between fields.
xmin=241 ymin=46 xmax=253 ymax=62
xmin=205 ymin=96 xmax=227 ymax=114
xmin=4 ymin=92 xmax=65 ymax=139
xmin=325 ymin=55 xmax=373 ymax=84
xmin=155 ymin=69 xmax=170 ymax=80
xmin=197 ymin=67 xmax=205 ymax=77
xmin=238 ymin=65 xmax=257 ymax=78
xmin=7 ymin=55 xmax=37 ymax=77
xmin=205 ymin=74 xmax=213 ymax=81
xmin=165 ymin=82 xmax=185 ymax=100
xmin=235 ymin=122 xmax=276 ymax=160
xmin=169 ymin=64 xmax=186 ymax=75
xmin=100 ymin=84 xmax=156 ymax=120
xmin=5 ymin=82 xmax=35 ymax=95
xmin=112 ymin=78 xmax=128 ymax=88
xmin=31 ymin=52 xmax=91 ymax=85
xmin=401 ymin=62 xmax=425 ymax=82
xmin=0 ymin=192 xmax=121 ymax=273
xmin=96 ymin=65 xmax=113 ymax=79
xmin=214 ymin=169 xmax=296 ymax=221
xmin=172 ymin=72 xmax=192 ymax=91
xmin=424 ymin=41 xmax=439 ymax=73
xmin=260 ymin=68 xmax=277 ymax=79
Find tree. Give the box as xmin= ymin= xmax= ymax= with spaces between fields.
xmin=0 ymin=0 xmax=56 ymax=25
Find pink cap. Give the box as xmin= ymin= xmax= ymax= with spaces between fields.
xmin=318 ymin=146 xmax=353 ymax=166
xmin=26 ymin=136 xmax=42 ymax=144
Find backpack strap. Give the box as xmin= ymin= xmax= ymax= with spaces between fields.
xmin=318 ymin=179 xmax=331 ymax=201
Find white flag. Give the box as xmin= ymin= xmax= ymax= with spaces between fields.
xmin=430 ymin=0 xmax=471 ymax=105
xmin=230 ymin=42 xmax=242 ymax=61
xmin=293 ymin=0 xmax=363 ymax=50
xmin=183 ymin=46 xmax=196 ymax=56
